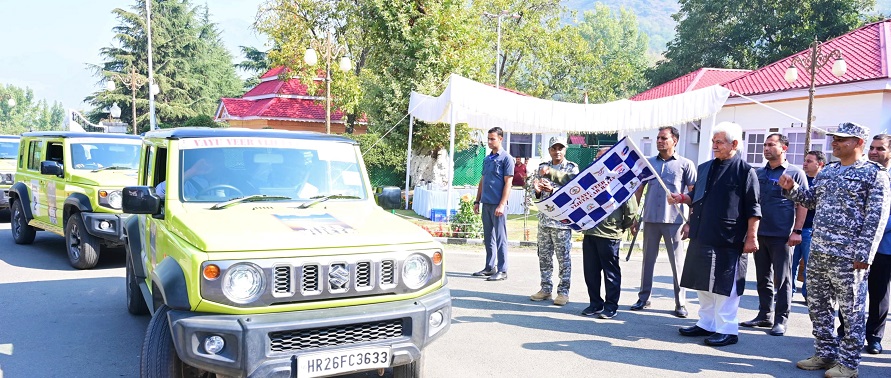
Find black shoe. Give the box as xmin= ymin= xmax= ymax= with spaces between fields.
xmin=599 ymin=308 xmax=617 ymax=319
xmin=866 ymin=340 xmax=883 ymax=354
xmin=472 ymin=268 xmax=496 ymax=277
xmin=581 ymin=305 xmax=603 ymax=317
xmin=704 ymin=333 xmax=738 ymax=346
xmin=769 ymin=323 xmax=786 ymax=336
xmin=486 ymin=272 xmax=507 ymax=281
xmin=679 ymin=325 xmax=714 ymax=337
xmin=739 ymin=317 xmax=772 ymax=328
xmin=630 ymin=300 xmax=651 ymax=311
xmin=674 ymin=306 xmax=688 ymax=318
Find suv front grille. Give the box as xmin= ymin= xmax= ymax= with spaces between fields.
xmin=269 ymin=319 xmax=405 ymax=352
xmin=271 ymin=259 xmax=398 ymax=301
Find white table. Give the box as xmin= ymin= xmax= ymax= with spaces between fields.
xmin=412 ymin=186 xmax=526 ymax=219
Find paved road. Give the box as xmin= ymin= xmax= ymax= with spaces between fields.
xmin=0 ymin=212 xmax=889 ymax=377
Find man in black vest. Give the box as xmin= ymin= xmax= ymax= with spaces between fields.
xmin=668 ymin=121 xmax=761 ymax=347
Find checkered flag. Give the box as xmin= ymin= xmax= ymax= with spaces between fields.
xmin=535 ymin=137 xmax=656 ymax=231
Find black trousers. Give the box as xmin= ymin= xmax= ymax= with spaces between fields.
xmin=583 ymin=235 xmax=621 ymax=312
xmin=867 ymin=253 xmax=891 ymax=342
xmin=754 ymin=235 xmax=793 ymax=325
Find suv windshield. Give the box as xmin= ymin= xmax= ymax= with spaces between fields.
xmin=0 ymin=140 xmax=18 ymax=159
xmin=177 ymin=138 xmax=366 ymax=203
xmin=70 ymin=142 xmax=141 ymax=170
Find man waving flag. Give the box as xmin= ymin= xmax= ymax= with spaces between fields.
xmin=535 ymin=137 xmax=657 ymax=231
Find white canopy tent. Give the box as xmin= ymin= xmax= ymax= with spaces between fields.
xmin=405 ymin=73 xmax=732 ymax=217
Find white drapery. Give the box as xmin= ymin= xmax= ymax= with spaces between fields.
xmin=408 ymin=74 xmax=731 ymax=133
xmin=403 ymin=73 xmax=732 ymax=217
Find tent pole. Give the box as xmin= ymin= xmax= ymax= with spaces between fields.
xmin=447 ymin=107 xmax=456 ymax=223
xmin=405 ymin=116 xmax=414 ymax=210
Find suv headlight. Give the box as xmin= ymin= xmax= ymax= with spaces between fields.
xmin=402 ymin=254 xmax=431 ymax=289
xmin=0 ymin=172 xmax=12 ymax=185
xmin=98 ymin=189 xmax=123 ymax=209
xmin=222 ymin=263 xmax=265 ymax=304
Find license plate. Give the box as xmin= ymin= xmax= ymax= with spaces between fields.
xmin=295 ymin=347 xmax=391 ymax=377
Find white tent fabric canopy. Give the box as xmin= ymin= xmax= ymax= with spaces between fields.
xmin=403 ymin=73 xmax=732 ymax=217
xmin=408 ymin=74 xmax=731 ymax=133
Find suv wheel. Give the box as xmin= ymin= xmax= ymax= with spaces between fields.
xmin=126 ymin=252 xmax=150 ymax=315
xmin=65 ymin=213 xmax=100 ymax=269
xmin=10 ymin=199 xmax=36 ymax=244
xmin=141 ymin=305 xmax=216 ymax=378
xmin=393 ymin=357 xmax=423 ymax=378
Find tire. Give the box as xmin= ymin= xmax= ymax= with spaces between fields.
xmin=126 ymin=252 xmax=150 ymax=315
xmin=65 ymin=212 xmax=100 ymax=269
xmin=10 ymin=198 xmax=36 ymax=244
xmin=141 ymin=305 xmax=215 ymax=378
xmin=393 ymin=357 xmax=423 ymax=378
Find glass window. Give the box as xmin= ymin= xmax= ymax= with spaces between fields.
xmin=786 ymin=132 xmax=806 ymax=165
xmin=176 ymin=138 xmax=366 ymax=203
xmin=27 ymin=140 xmax=43 ymax=170
xmin=508 ymin=133 xmax=532 ymax=158
xmin=641 ymin=138 xmax=652 ymax=156
xmin=70 ymin=142 xmax=141 ymax=170
xmin=746 ymin=132 xmax=765 ymax=165
xmin=0 ymin=140 xmax=18 ymax=159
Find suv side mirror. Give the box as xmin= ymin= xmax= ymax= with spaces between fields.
xmin=122 ymin=186 xmax=162 ymax=215
xmin=40 ymin=161 xmax=64 ymax=177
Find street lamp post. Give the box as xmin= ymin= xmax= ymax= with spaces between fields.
xmin=483 ymin=10 xmax=520 ymax=89
xmin=784 ymin=38 xmax=847 ymax=152
xmin=106 ymin=66 xmax=147 ymax=135
xmin=304 ymin=30 xmax=351 ymax=134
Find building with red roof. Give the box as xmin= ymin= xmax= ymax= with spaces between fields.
xmin=215 ymin=67 xmax=367 ymax=134
xmin=624 ymin=19 xmax=891 ymax=166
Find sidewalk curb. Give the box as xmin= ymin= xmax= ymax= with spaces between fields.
xmin=433 ymin=237 xmax=641 ymax=250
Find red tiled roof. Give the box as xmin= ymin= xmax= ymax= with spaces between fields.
xmin=630 ymin=68 xmax=751 ymax=101
xmin=243 ymin=79 xmax=311 ymax=98
xmin=221 ymin=97 xmax=347 ymax=121
xmin=259 ymin=66 xmax=287 ymax=79
xmin=724 ymin=19 xmax=891 ymax=96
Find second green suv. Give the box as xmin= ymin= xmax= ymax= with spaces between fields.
xmin=9 ymin=132 xmax=142 ymax=269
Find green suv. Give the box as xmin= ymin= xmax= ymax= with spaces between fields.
xmin=120 ymin=128 xmax=450 ymax=378
xmin=0 ymin=135 xmax=19 ymax=211
xmin=9 ymin=132 xmax=142 ymax=269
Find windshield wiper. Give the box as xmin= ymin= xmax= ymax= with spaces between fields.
xmin=210 ymin=194 xmax=293 ymax=210
xmin=91 ymin=165 xmax=135 ymax=172
xmin=297 ymin=194 xmax=361 ymax=209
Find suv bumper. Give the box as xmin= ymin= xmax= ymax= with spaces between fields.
xmin=80 ymin=212 xmax=127 ymax=243
xmin=167 ymin=286 xmax=451 ymax=378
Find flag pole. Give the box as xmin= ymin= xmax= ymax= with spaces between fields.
xmin=626 ymin=138 xmax=688 ymax=223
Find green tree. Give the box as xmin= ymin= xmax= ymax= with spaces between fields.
xmin=87 ymin=0 xmax=242 ymax=133
xmin=576 ymin=5 xmax=650 ymax=102
xmin=648 ymin=0 xmax=876 ymax=86
xmin=236 ymin=46 xmax=271 ymax=90
xmin=0 ymin=84 xmax=65 ymax=134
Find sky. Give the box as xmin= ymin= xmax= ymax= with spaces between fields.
xmin=0 ymin=0 xmax=268 ymax=111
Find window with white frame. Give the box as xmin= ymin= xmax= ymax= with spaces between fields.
xmin=786 ymin=132 xmax=806 ymax=165
xmin=640 ymin=137 xmax=652 ymax=156
xmin=508 ymin=133 xmax=532 ymax=158
xmin=745 ymin=132 xmax=766 ymax=165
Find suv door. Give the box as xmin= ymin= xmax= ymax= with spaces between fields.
xmin=19 ymin=139 xmax=45 ymax=222
xmin=42 ymin=140 xmax=66 ymax=227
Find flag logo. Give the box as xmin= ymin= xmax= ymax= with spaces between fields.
xmin=534 ymin=137 xmax=656 ymax=231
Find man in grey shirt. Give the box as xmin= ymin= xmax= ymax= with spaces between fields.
xmin=631 ymin=126 xmax=696 ymax=317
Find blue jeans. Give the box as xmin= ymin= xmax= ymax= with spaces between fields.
xmin=791 ymin=228 xmax=813 ymax=298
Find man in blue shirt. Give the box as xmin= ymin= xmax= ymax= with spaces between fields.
xmin=473 ymin=127 xmax=515 ymax=281
xmin=741 ymin=133 xmax=808 ymax=337
xmin=864 ymin=134 xmax=891 ymax=354
xmin=792 ymin=151 xmax=825 ymax=301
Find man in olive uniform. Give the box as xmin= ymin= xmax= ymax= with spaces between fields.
xmin=779 ymin=122 xmax=890 ymax=378
xmin=529 ymin=137 xmax=579 ymax=306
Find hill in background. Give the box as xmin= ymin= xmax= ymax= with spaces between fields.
xmin=565 ymin=0 xmax=891 ymax=55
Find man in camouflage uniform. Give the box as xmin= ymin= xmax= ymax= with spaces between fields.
xmin=779 ymin=122 xmax=891 ymax=378
xmin=530 ymin=137 xmax=579 ymax=306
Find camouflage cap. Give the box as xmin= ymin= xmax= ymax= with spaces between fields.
xmin=548 ymin=136 xmax=567 ymax=149
xmin=827 ymin=122 xmax=870 ymax=141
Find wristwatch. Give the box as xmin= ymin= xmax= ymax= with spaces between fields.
xmin=793 ymin=229 xmax=803 ymax=235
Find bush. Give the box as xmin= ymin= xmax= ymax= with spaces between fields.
xmin=449 ymin=194 xmax=482 ymax=238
